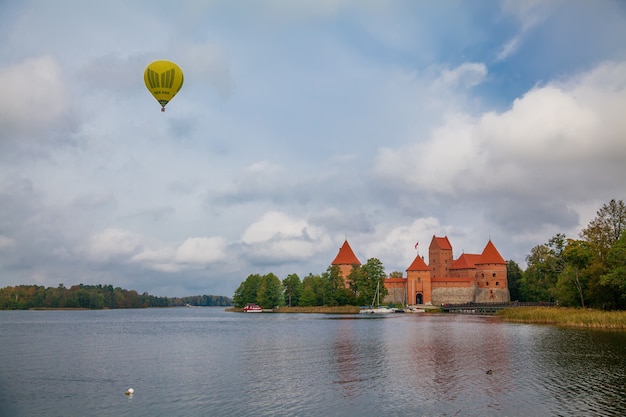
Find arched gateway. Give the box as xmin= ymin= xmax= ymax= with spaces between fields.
xmin=415 ymin=293 xmax=423 ymax=305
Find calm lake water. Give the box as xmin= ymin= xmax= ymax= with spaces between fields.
xmin=1 ymin=308 xmax=625 ymax=416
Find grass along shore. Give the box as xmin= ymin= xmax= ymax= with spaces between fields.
xmin=498 ymin=307 xmax=626 ymax=329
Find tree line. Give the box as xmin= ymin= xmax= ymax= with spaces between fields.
xmin=233 ymin=258 xmax=391 ymax=309
xmin=235 ymin=199 xmax=626 ymax=311
xmin=0 ymin=283 xmax=232 ymax=310
xmin=507 ymin=199 xmax=626 ymax=310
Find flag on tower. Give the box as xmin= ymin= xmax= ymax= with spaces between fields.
xmin=414 ymin=241 xmax=419 ymax=250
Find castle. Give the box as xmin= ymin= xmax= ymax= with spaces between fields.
xmin=331 ymin=235 xmax=510 ymax=306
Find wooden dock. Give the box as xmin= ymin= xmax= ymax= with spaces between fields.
xmin=441 ymin=302 xmax=556 ymax=315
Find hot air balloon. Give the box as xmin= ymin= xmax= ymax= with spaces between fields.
xmin=144 ymin=60 xmax=184 ymax=112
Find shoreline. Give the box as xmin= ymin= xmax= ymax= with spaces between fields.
xmin=226 ymin=306 xmax=362 ymax=314
xmin=226 ymin=305 xmax=442 ymax=314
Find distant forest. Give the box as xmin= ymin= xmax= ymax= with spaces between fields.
xmin=0 ymin=284 xmax=232 ymax=310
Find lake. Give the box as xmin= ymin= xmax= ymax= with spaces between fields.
xmin=1 ymin=308 xmax=625 ymax=416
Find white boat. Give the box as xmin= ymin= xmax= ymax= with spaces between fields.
xmin=359 ymin=282 xmax=394 ymax=314
xmin=360 ymin=306 xmax=394 ymax=314
xmin=243 ymin=303 xmax=263 ymax=313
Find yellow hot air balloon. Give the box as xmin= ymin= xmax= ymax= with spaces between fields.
xmin=144 ymin=60 xmax=184 ymax=112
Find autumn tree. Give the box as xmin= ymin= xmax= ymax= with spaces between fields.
xmin=580 ymin=199 xmax=626 ymax=263
xmin=578 ymin=199 xmax=626 ymax=308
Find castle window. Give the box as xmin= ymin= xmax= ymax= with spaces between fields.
xmin=485 ymin=281 xmax=489 ymax=286
xmin=496 ymin=281 xmax=499 ymax=286
xmin=418 ymin=278 xmax=421 ymax=283
xmin=481 ymin=273 xmax=484 ymax=277
xmin=492 ymin=273 xmax=496 ymax=277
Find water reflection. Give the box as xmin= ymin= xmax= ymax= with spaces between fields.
xmin=533 ymin=328 xmax=626 ymax=416
xmin=1 ymin=309 xmax=625 ymax=417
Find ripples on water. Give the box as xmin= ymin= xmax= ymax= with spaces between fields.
xmin=1 ymin=309 xmax=625 ymax=416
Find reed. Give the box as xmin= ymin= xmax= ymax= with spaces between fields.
xmin=498 ymin=307 xmax=626 ymax=329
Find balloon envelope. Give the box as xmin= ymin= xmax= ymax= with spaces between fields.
xmin=144 ymin=60 xmax=184 ymax=111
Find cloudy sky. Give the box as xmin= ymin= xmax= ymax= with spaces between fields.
xmin=1 ymin=0 xmax=625 ymax=298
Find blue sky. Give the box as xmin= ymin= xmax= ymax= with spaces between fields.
xmin=1 ymin=0 xmax=625 ymax=297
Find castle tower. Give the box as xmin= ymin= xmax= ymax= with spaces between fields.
xmin=474 ymin=240 xmax=509 ymax=302
xmin=428 ymin=236 xmax=453 ymax=278
xmin=406 ymin=254 xmax=431 ymax=305
xmin=331 ymin=240 xmax=361 ymax=285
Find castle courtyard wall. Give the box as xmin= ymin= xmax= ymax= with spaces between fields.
xmin=432 ymin=287 xmax=476 ymax=305
xmin=432 ymin=286 xmax=510 ymax=305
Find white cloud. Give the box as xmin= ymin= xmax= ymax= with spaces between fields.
xmin=374 ymin=60 xmax=626 ymax=200
xmin=373 ymin=113 xmax=479 ymax=195
xmin=87 ymin=228 xmax=144 ymax=262
xmin=242 ymin=211 xmax=332 ymax=263
xmin=88 ymin=229 xmax=228 ymax=273
xmin=435 ymin=62 xmax=488 ymax=90
xmin=496 ymin=37 xmax=521 ymax=62
xmin=175 ymin=237 xmax=227 ymax=264
xmin=0 ymin=55 xmax=70 ymax=138
xmin=0 ymin=236 xmax=16 ymax=250
xmin=180 ymin=43 xmax=233 ymax=100
xmin=1 ymin=1 xmax=624 ymax=297
xmin=242 ymin=211 xmax=310 ymax=243
xmin=496 ymin=0 xmax=561 ymax=60
xmin=363 ymin=217 xmax=444 ymax=268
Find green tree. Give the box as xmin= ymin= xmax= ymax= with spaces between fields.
xmin=559 ymin=239 xmax=593 ymax=307
xmin=257 ymin=273 xmax=284 ymax=309
xmin=598 ymin=231 xmax=626 ymax=309
xmin=282 ymin=273 xmax=302 ymax=307
xmin=233 ymin=274 xmax=263 ymax=307
xmin=321 ymin=265 xmax=355 ymax=306
xmin=506 ymin=260 xmax=523 ymax=301
xmin=521 ymin=234 xmax=566 ymax=302
xmin=352 ymin=258 xmax=387 ymax=306
xmin=300 ymin=274 xmax=324 ymax=306
xmin=347 ymin=265 xmax=364 ymax=303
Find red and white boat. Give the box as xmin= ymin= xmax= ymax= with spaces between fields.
xmin=243 ymin=303 xmax=263 ymax=313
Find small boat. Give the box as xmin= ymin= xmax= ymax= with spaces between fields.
xmin=360 ymin=306 xmax=394 ymax=314
xmin=243 ymin=303 xmax=263 ymax=313
xmin=359 ymin=282 xmax=395 ymax=314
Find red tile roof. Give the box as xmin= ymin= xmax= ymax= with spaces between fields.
xmin=478 ymin=240 xmax=506 ymax=264
xmin=406 ymin=254 xmax=429 ymax=271
xmin=331 ymin=240 xmax=361 ymax=265
xmin=430 ymin=235 xmax=452 ymax=250
xmin=450 ymin=253 xmax=481 ymax=269
xmin=385 ymin=277 xmax=406 ymax=284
